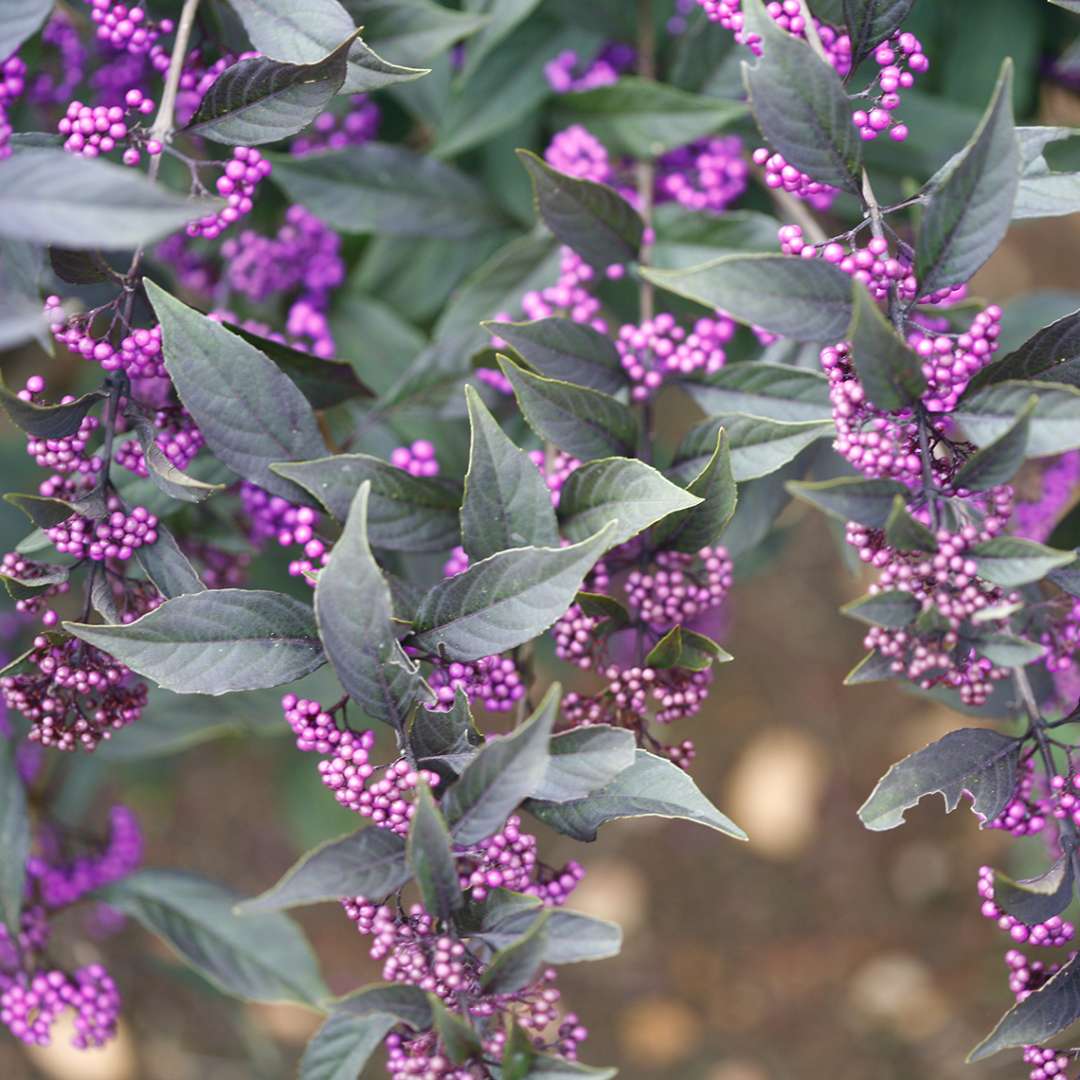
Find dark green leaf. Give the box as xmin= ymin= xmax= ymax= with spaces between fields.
xmin=331 ymin=982 xmax=433 ymax=1028
xmin=0 ymin=740 xmax=29 ymax=938
xmin=481 ymin=911 xmax=550 ymax=994
xmin=146 ymin=280 xmax=325 ymax=503
xmin=99 ymin=870 xmax=328 ymax=1005
xmin=48 ymin=247 xmax=115 ymax=285
xmin=503 ymin=1019 xmax=538 ymax=1080
xmin=316 ymin=483 xmax=430 ymax=731
xmin=551 ymin=77 xmax=746 ymax=157
xmin=969 ymin=952 xmax=1080 ymax=1061
xmin=0 ymin=0 xmax=53 ymax=58
xmin=992 ymin=855 xmax=1075 ymax=926
xmin=65 ymin=589 xmax=324 ymax=695
xmin=883 ymin=496 xmax=937 ymax=553
xmin=915 ymin=60 xmax=1019 ymax=294
xmin=716 ymin=414 xmax=833 ymax=482
xmin=787 ymin=476 xmax=909 ymax=528
xmin=1050 ymin=561 xmax=1080 ymax=597
xmin=499 ymin=357 xmax=639 ymax=461
xmin=430 ymin=996 xmax=482 ymax=1065
xmin=442 ymin=685 xmax=558 ymax=844
xmin=684 ymin=363 xmax=832 ymax=422
xmin=971 ymin=537 xmax=1076 ymax=587
xmin=642 ymin=254 xmax=854 ymax=342
xmin=482 ymin=318 xmax=624 ymax=395
xmin=0 ymin=149 xmax=221 ymax=249
xmin=408 ymin=783 xmax=464 ymax=922
xmin=240 ymin=827 xmax=409 ymax=912
xmin=186 ymin=38 xmax=354 ymax=145
xmin=268 ymin=144 xmax=506 ymax=239
xmin=530 ymin=726 xmax=637 ymax=803
xmin=433 ymin=20 xmax=586 ymax=158
xmin=476 ymin=895 xmax=622 ymax=965
xmin=841 ymin=590 xmax=921 ymax=628
xmin=558 ymin=457 xmax=701 ymax=547
xmin=410 ymin=525 xmax=614 ymax=661
xmin=227 ymin=0 xmax=427 ymax=93
xmin=226 ymin=324 xmax=374 ymax=408
xmin=953 ymin=397 xmax=1035 ymax=490
xmin=0 ymin=379 xmax=104 ymax=439
xmin=650 ymin=205 xmax=780 ymax=270
xmin=462 ymin=386 xmax=560 ymax=561
xmin=273 ymin=455 xmax=461 ymax=553
xmin=644 ymin=626 xmax=733 ymax=670
xmin=741 ymin=0 xmax=861 ymax=192
xmin=966 ymin=309 xmax=1080 ymax=391
xmin=134 ymin=523 xmax=206 ymax=599
xmin=954 ymin=381 xmax=1080 ymax=457
xmin=299 ymin=1013 xmax=396 ymax=1080
xmin=6 ymin=492 xmax=95 ymax=529
xmin=858 ymin=728 xmax=1022 ymax=831
xmin=968 ymin=632 xmax=1047 ymax=668
xmin=516 ymin=149 xmax=643 ymax=269
xmin=843 ymin=0 xmax=915 ymax=67
xmin=127 ymin=408 xmax=224 ymax=504
xmin=345 ymin=0 xmax=488 ymax=67
xmin=457 ymin=0 xmax=543 ymax=82
xmin=1014 ymin=126 xmax=1080 ymax=221
xmin=847 ymin=283 xmax=926 ymax=410
xmin=409 ymin=690 xmax=483 ymax=768
xmin=654 ymin=428 xmax=738 ymax=553
xmin=528 ymin=749 xmax=747 ymax=842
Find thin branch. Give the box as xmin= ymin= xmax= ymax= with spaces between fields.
xmin=126 ymin=0 xmax=203 ymax=280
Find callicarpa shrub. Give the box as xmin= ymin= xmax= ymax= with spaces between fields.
xmin=0 ymin=0 xmax=1079 ymax=1074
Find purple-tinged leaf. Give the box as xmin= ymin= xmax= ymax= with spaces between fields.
xmin=858 ymin=728 xmax=1022 ymax=831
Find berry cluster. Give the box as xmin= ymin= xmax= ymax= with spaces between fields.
xmin=58 ymin=87 xmax=159 ymax=162
xmin=84 ymin=0 xmax=173 ymax=65
xmin=342 ymin=895 xmax=588 ymax=1077
xmin=753 ymin=147 xmax=839 ymax=210
xmin=239 ymin=483 xmax=328 ymax=582
xmin=428 ymin=655 xmax=526 ymax=714
xmin=615 ymin=313 xmax=734 ymax=400
xmin=47 ymin=499 xmax=158 ymax=563
xmin=625 ymin=547 xmax=734 ymax=627
xmin=390 ymin=439 xmax=440 ymax=477
xmin=282 ymin=696 xmax=441 ymax=835
xmin=852 ymin=32 xmax=929 ymax=144
xmin=186 ymin=146 xmax=272 ymax=240
xmin=29 ymin=13 xmax=87 ymax=108
xmin=0 ymin=55 xmax=26 ymax=161
xmin=1 ymin=636 xmax=148 ymax=751
xmin=1 ymin=966 xmax=121 ymax=1048
xmin=220 ymin=205 xmax=344 ymax=304
xmin=544 ymin=43 xmax=635 ymax=93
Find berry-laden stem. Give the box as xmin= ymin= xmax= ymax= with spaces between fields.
xmin=1016 ymin=666 xmax=1080 ymax=850
xmin=635 ymin=0 xmax=656 ymax=326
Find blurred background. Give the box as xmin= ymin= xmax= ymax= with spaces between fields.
xmin=3 ymin=0 xmax=1080 ymax=1077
